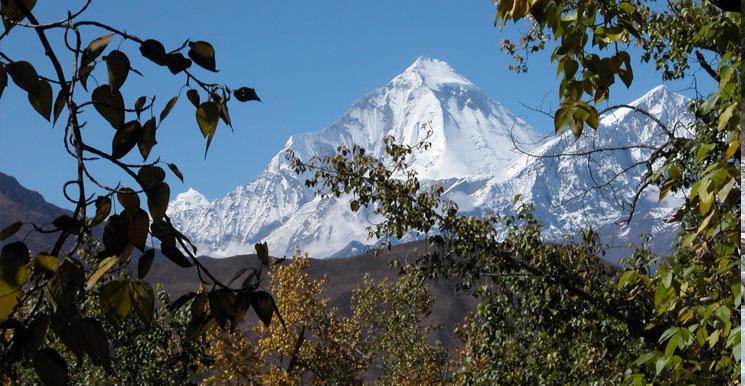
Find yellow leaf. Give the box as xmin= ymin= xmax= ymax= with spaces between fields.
xmin=717 ymin=102 xmax=736 ymax=131
xmin=87 ymin=256 xmax=117 ymax=290
xmin=35 ymin=254 xmax=59 ymax=272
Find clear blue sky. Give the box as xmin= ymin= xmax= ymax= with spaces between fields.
xmin=0 ymin=1 xmax=708 ymax=208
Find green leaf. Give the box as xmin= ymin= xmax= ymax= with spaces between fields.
xmin=165 ymin=52 xmax=192 ymax=74
xmin=696 ymin=143 xmax=716 ymax=162
xmin=570 ymin=120 xmax=583 ymax=139
xmin=196 ymin=101 xmax=219 ymax=138
xmin=733 ymin=282 xmax=741 ymax=308
xmin=733 ymin=343 xmax=741 ymax=361
xmin=209 ymin=289 xmax=237 ymax=327
xmin=553 ymin=106 xmax=569 ymax=133
xmin=0 ymin=281 xmax=21 ymax=323
xmin=0 ymin=0 xmax=37 ymax=28
xmin=185 ymin=312 xmax=212 ymax=341
xmin=715 ymin=305 xmax=731 ymax=322
xmin=619 ymin=1 xmax=636 ymax=14
xmin=33 ymin=348 xmax=69 ymax=386
xmin=28 ymin=78 xmax=52 ymax=121
xmin=86 ymin=256 xmax=117 ymax=290
xmin=52 ymin=215 xmax=82 ymax=234
xmin=659 ymin=327 xmax=677 ymax=344
xmin=655 ymin=356 xmax=668 ymax=375
xmin=100 ymin=280 xmax=132 ymax=326
xmin=124 ymin=208 xmax=149 ymax=251
xmin=196 ymin=101 xmax=219 ymax=157
xmin=187 ymin=41 xmax=217 ymax=71
xmin=233 ymin=293 xmax=252 ymax=327
xmin=6 ymin=60 xmax=40 ymax=94
xmin=617 ymin=270 xmax=634 ymax=288
xmin=1 ymin=241 xmax=30 ymax=287
xmin=186 ymin=89 xmax=200 ymax=107
xmin=219 ymin=100 xmax=232 ymax=128
xmin=92 ymin=85 xmax=125 ymax=129
xmin=78 ymin=65 xmax=93 ymax=91
xmin=130 ymin=280 xmax=154 ymax=325
xmin=139 ymin=39 xmax=167 ymax=65
xmin=717 ymin=102 xmax=736 ymax=131
xmin=134 ymin=96 xmax=147 ymax=117
xmin=146 ymin=182 xmax=170 ymax=220
xmin=112 ymin=120 xmax=141 ymax=159
xmin=189 ymin=292 xmax=209 ymax=317
xmin=631 ymin=351 xmax=656 ymax=367
xmin=233 ymin=87 xmax=261 ymax=102
xmin=137 ymin=249 xmax=154 ymax=279
xmin=251 ymin=290 xmax=274 ymax=326
xmin=586 ymin=106 xmax=599 ymax=129
xmin=35 ymin=254 xmax=59 ymax=273
xmin=91 ymin=196 xmax=112 ymax=226
xmin=78 ymin=318 xmax=111 ymax=369
xmin=654 ymin=282 xmax=671 ymax=308
xmin=137 ymin=165 xmax=165 ymax=191
xmin=169 ymin=292 xmax=196 ymax=311
xmin=665 ymin=333 xmax=681 ymax=357
xmin=159 ymin=95 xmax=178 ymax=124
xmin=105 ymin=50 xmax=129 ymax=92
xmin=160 ymin=241 xmax=192 ymax=267
xmin=138 ymin=118 xmax=156 ymax=161
xmin=81 ymin=34 xmax=113 ymax=69
xmin=662 ymin=271 xmax=672 ymax=288
xmin=563 ymin=59 xmax=578 ymax=79
xmin=52 ymin=86 xmax=67 ymax=125
xmin=167 ymin=163 xmax=184 ymax=182
xmin=708 ymin=329 xmax=720 ymax=348
xmin=116 ymin=187 xmax=140 ymax=212
xmin=0 ymin=221 xmax=22 ymax=241
xmin=618 ymin=68 xmax=633 ymax=88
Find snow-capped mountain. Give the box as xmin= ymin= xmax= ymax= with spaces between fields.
xmin=442 ymin=85 xmax=690 ymax=258
xmin=167 ymin=57 xmax=690 ymax=259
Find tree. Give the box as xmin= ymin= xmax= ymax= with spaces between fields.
xmin=0 ymin=1 xmax=275 ymax=383
xmin=197 ymin=255 xmax=364 ymax=386
xmin=288 ymin=0 xmax=740 ymax=383
xmin=197 ymin=256 xmax=446 ymax=386
xmin=351 ymin=270 xmax=448 ymax=386
xmin=495 ymin=0 xmax=740 ymax=382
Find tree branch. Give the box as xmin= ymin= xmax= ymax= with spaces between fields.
xmin=694 ymin=50 xmax=720 ymax=81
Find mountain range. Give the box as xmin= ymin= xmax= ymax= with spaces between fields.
xmin=0 ymin=174 xmax=475 ymax=352
xmin=166 ymin=57 xmax=690 ymax=260
xmin=0 ymin=172 xmax=71 ymax=252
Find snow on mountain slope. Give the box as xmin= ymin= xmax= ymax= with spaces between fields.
xmin=285 ymin=57 xmax=542 ymax=180
xmin=442 ymin=85 xmax=691 ymax=259
xmin=169 ymin=188 xmax=210 ymax=213
xmin=168 ymin=57 xmax=541 ymax=257
xmin=168 ymin=57 xmax=691 ymax=259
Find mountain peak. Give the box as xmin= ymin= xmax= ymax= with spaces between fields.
xmin=168 ymin=79 xmax=689 ymax=259
xmin=279 ymin=56 xmax=540 ymax=181
xmin=600 ymin=84 xmax=689 ymax=127
xmin=168 ymin=188 xmax=209 ymax=214
xmin=395 ymin=56 xmax=472 ymax=90
xmin=633 ymin=84 xmax=678 ymax=103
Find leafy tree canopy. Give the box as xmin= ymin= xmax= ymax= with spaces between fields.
xmin=289 ymin=0 xmax=741 ymax=383
xmin=0 ymin=1 xmax=275 ymax=383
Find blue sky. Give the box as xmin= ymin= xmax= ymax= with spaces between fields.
xmin=0 ymin=1 xmax=709 ymax=208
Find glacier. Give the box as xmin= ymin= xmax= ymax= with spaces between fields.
xmin=167 ymin=57 xmax=690 ymax=260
